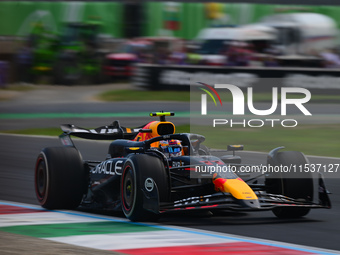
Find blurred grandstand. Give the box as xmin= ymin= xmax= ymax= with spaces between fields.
xmin=1 ymin=1 xmax=340 ymax=84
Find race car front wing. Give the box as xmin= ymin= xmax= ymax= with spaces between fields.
xmin=144 ymin=174 xmax=331 ymax=214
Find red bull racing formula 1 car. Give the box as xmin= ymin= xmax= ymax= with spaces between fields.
xmin=34 ymin=112 xmax=331 ymax=221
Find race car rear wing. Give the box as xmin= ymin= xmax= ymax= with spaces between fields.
xmin=59 ymin=112 xmax=176 ymax=141
xmin=59 ymin=121 xmax=148 ymax=141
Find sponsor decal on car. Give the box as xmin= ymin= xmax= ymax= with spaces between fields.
xmin=144 ymin=178 xmax=154 ymax=192
xmin=91 ymin=159 xmax=124 ymax=176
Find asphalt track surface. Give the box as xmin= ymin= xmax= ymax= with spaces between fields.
xmin=0 ymin=134 xmax=340 ymax=252
xmin=0 ymin=84 xmax=340 ymax=252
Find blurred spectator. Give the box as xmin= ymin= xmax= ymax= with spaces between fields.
xmin=264 ymin=44 xmax=282 ymax=56
xmin=263 ymin=55 xmax=279 ymax=67
xmin=154 ymin=46 xmax=171 ymax=65
xmin=186 ymin=45 xmax=202 ymax=65
xmin=225 ymin=42 xmax=238 ymax=66
xmin=320 ymin=48 xmax=340 ymax=68
xmin=136 ymin=46 xmax=153 ymax=63
xmin=16 ymin=45 xmax=33 ymax=84
xmin=226 ymin=41 xmax=252 ymax=66
xmin=169 ymin=46 xmax=187 ymax=65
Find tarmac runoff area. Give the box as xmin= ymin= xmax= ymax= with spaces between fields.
xmin=0 ymin=83 xmax=133 ymax=103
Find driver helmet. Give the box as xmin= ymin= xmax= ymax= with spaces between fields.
xmin=159 ymin=139 xmax=182 ymax=157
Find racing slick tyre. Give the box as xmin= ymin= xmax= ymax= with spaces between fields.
xmin=121 ymin=154 xmax=169 ymax=222
xmin=35 ymin=147 xmax=87 ymax=209
xmin=265 ymin=151 xmax=313 ymax=218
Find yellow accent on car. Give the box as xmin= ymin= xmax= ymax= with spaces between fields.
xmin=128 ymin=147 xmax=141 ymax=150
xmin=150 ymin=112 xmax=174 ymax=117
xmin=221 ymin=179 xmax=258 ymax=200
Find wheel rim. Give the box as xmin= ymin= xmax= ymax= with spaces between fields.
xmin=35 ymin=159 xmax=47 ymax=201
xmin=122 ymin=167 xmax=134 ymax=212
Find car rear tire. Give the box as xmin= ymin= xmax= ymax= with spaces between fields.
xmin=35 ymin=147 xmax=87 ymax=209
xmin=265 ymin=151 xmax=313 ymax=218
xmin=121 ymin=154 xmax=169 ymax=221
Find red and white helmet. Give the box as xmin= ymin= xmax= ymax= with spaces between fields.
xmin=159 ymin=139 xmax=182 ymax=157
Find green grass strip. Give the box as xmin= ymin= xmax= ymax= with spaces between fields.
xmin=0 ymin=221 xmax=164 ymax=238
xmin=192 ymin=124 xmax=340 ymax=158
xmin=97 ymin=90 xmax=190 ymax=102
xmin=97 ymin=89 xmax=340 ymax=103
